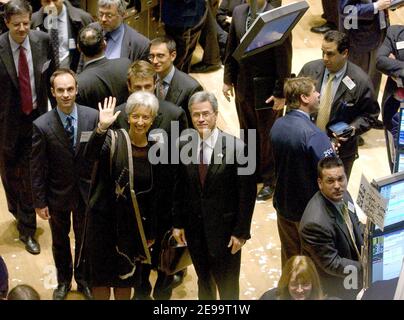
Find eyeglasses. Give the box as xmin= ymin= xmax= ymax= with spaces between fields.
xmin=191 ymin=111 xmax=216 ymax=119
xmin=97 ymin=12 xmax=118 ymax=20
xmin=148 ymin=53 xmax=167 ymax=61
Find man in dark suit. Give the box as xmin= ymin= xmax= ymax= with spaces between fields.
xmin=31 ymin=69 xmax=97 ymax=300
xmin=114 ymin=60 xmax=188 ymax=300
xmin=270 ymin=77 xmax=335 ymax=267
xmin=223 ymin=0 xmax=292 ymax=201
xmin=149 ymin=36 xmax=203 ymax=125
xmin=299 ymin=156 xmax=364 ymax=300
xmin=76 ymin=25 xmax=130 ymax=109
xmin=0 ymin=0 xmax=52 ymax=255
xmin=95 ymin=0 xmax=149 ymax=62
xmin=376 ymin=24 xmax=404 ymax=131
xmin=340 ymin=0 xmax=390 ymax=95
xmin=299 ymin=30 xmax=380 ymax=179
xmin=173 ymin=91 xmax=256 ymax=300
xmin=31 ymin=0 xmax=93 ymax=72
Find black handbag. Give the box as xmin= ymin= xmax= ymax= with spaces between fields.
xmin=159 ymin=229 xmax=193 ymax=275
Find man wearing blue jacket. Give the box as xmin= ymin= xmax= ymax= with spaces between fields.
xmin=270 ymin=77 xmax=335 ymax=267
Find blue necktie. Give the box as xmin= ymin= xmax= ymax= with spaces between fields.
xmin=65 ymin=115 xmax=74 ymax=147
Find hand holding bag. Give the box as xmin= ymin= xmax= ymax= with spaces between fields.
xmin=159 ymin=229 xmax=192 ymax=275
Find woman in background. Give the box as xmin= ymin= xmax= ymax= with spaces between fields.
xmin=260 ymin=255 xmax=324 ymax=300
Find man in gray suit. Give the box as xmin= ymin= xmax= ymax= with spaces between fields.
xmin=31 ymin=68 xmax=98 ymax=300
xmin=299 ymin=156 xmax=363 ymax=300
xmin=0 ymin=0 xmax=52 ymax=255
xmin=299 ymin=31 xmax=380 ymax=179
xmin=95 ymin=0 xmax=149 ymax=62
xmin=76 ymin=25 xmax=131 ymax=109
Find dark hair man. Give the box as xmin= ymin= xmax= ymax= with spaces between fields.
xmin=299 ymin=156 xmax=364 ymax=300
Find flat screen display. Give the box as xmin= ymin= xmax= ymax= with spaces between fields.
xmin=232 ymin=1 xmax=309 ymax=61
xmin=378 ymin=179 xmax=404 ymax=229
xmin=399 ymin=107 xmax=404 ymax=147
xmin=371 ymin=229 xmax=404 ymax=283
xmin=245 ymin=11 xmax=300 ymax=53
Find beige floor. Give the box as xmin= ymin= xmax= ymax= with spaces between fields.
xmin=0 ymin=0 xmax=402 ymax=300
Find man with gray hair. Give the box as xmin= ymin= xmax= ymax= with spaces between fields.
xmin=172 ymin=91 xmax=256 ymax=300
xmin=95 ymin=0 xmax=149 ymax=62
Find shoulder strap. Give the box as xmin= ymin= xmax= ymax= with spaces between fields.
xmin=120 ymin=128 xmax=152 ymax=264
xmin=109 ymin=129 xmax=117 ymax=174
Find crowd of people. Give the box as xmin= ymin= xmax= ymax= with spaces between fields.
xmin=0 ymin=0 xmax=403 ymax=301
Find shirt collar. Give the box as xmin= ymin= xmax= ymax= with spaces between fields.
xmin=58 ymin=4 xmax=67 ymax=22
xmin=83 ymin=55 xmax=106 ymax=68
xmin=9 ymin=33 xmax=30 ymax=52
xmin=107 ymin=23 xmax=124 ymax=42
xmin=199 ymin=127 xmax=219 ymax=150
xmin=325 ymin=61 xmax=347 ymax=81
xmin=161 ymin=65 xmax=175 ymax=85
xmin=295 ymin=109 xmax=311 ymax=119
xmin=56 ymin=104 xmax=78 ymax=122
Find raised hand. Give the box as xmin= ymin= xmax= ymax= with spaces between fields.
xmin=98 ymin=96 xmax=120 ymax=130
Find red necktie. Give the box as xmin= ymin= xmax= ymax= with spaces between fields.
xmin=18 ymin=46 xmax=33 ymax=115
xmin=198 ymin=142 xmax=208 ymax=188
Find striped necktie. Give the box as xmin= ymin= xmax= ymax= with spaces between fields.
xmin=341 ymin=203 xmax=361 ymax=258
xmin=316 ymin=73 xmax=335 ymax=131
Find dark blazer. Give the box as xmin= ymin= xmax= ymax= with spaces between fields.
xmin=339 ymin=0 xmax=388 ymax=52
xmin=299 ymin=191 xmax=364 ymax=300
xmin=216 ymin=0 xmax=244 ymax=32
xmin=224 ymin=3 xmax=292 ymax=101
xmin=0 ymin=30 xmax=52 ymax=159
xmin=270 ymin=110 xmax=334 ymax=222
xmin=115 ymin=98 xmax=188 ymax=234
xmin=31 ymin=0 xmax=93 ymax=72
xmin=172 ymin=130 xmax=256 ymax=258
xmin=162 ymin=0 xmax=206 ymax=28
xmin=90 ymin=22 xmax=150 ymax=62
xmin=76 ymin=57 xmax=131 ymax=109
xmin=299 ymin=59 xmax=380 ymax=159
xmin=31 ymin=105 xmax=98 ymax=211
xmin=165 ymin=67 xmax=203 ymax=123
xmin=376 ymin=25 xmax=404 ymax=129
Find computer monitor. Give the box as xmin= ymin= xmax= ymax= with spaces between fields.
xmin=398 ymin=106 xmax=404 ymax=148
xmin=372 ymin=171 xmax=404 ymax=232
xmin=390 ymin=0 xmax=404 ymax=10
xmin=232 ymin=1 xmax=309 ymax=61
xmin=370 ymin=228 xmax=404 ymax=284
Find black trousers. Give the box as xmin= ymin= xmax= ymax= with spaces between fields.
xmin=165 ymin=7 xmax=207 ymax=73
xmin=188 ymin=226 xmax=241 ymax=300
xmin=0 ymin=113 xmax=38 ymax=237
xmin=199 ymin=3 xmax=221 ymax=65
xmin=322 ymin=0 xmax=339 ymax=27
xmin=235 ymin=97 xmax=282 ymax=186
xmin=49 ymin=198 xmax=87 ymax=287
xmin=276 ymin=213 xmax=301 ymax=268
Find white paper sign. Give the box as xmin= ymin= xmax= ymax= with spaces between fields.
xmin=356 ymin=174 xmax=387 ymax=230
